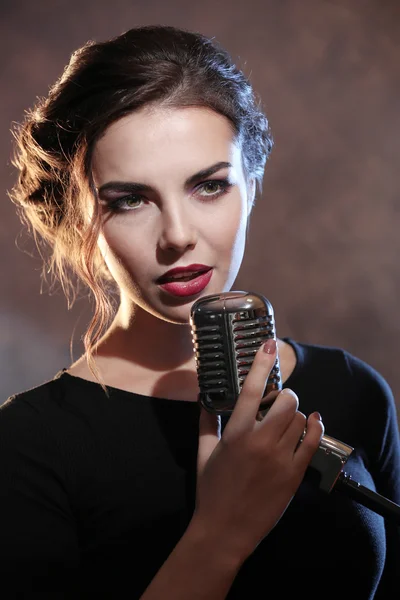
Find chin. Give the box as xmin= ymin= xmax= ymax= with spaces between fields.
xmin=141 ymin=300 xmax=193 ymax=326
xmin=162 ymin=307 xmax=193 ymax=326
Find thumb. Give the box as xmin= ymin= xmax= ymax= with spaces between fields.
xmin=197 ymin=407 xmax=221 ymax=475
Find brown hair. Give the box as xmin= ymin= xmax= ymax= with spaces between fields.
xmin=9 ymin=25 xmax=273 ymax=392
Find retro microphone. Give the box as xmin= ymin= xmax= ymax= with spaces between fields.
xmin=190 ymin=290 xmax=400 ymax=524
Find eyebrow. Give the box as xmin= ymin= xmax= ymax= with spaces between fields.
xmin=96 ymin=161 xmax=232 ymax=197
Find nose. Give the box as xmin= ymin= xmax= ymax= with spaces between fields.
xmin=158 ymin=203 xmax=198 ymax=253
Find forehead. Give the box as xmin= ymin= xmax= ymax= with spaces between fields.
xmin=91 ymin=106 xmax=243 ymax=182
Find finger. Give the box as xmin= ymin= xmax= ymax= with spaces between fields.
xmin=257 ymin=388 xmax=299 ymax=443
xmin=225 ymin=338 xmax=277 ymax=433
xmin=293 ymin=412 xmax=324 ymax=468
xmin=278 ymin=410 xmax=307 ymax=453
xmin=197 ymin=407 xmax=221 ymax=475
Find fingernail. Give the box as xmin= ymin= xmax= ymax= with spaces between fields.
xmin=263 ymin=339 xmax=277 ymax=354
xmin=313 ymin=411 xmax=322 ymax=421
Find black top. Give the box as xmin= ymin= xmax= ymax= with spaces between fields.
xmin=1 ymin=338 xmax=399 ymax=599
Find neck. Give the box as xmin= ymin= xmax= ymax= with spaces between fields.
xmin=95 ymin=299 xmax=196 ymax=372
xmin=70 ymin=297 xmax=296 ymax=400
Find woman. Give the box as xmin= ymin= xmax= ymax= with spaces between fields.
xmin=3 ymin=25 xmax=399 ymax=599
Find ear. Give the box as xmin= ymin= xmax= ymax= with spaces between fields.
xmin=247 ymin=178 xmax=256 ymax=217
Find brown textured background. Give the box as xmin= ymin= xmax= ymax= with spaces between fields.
xmin=1 ymin=0 xmax=400 ymax=426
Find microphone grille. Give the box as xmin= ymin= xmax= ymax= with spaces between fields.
xmin=190 ymin=291 xmax=281 ymax=413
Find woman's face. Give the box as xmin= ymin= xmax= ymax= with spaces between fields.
xmin=91 ymin=105 xmax=254 ymax=324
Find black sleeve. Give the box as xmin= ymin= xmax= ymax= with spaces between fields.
xmin=0 ymin=394 xmax=80 ymax=598
xmin=345 ymin=353 xmax=400 ymax=599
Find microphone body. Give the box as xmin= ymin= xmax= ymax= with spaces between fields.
xmin=190 ymin=291 xmax=352 ymax=492
xmin=190 ymin=291 xmax=400 ymax=523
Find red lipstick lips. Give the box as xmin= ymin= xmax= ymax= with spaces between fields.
xmin=157 ymin=264 xmax=213 ymax=297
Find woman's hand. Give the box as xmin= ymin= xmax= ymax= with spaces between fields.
xmin=194 ymin=339 xmax=324 ymax=562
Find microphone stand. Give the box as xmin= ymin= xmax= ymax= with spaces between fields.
xmin=308 ymin=435 xmax=400 ymax=525
xmin=335 ymin=472 xmax=400 ymax=524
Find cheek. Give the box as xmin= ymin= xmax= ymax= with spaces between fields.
xmin=208 ymin=200 xmax=248 ymax=253
xmin=97 ymin=225 xmax=148 ymax=280
xmin=97 ymin=228 xmax=123 ymax=265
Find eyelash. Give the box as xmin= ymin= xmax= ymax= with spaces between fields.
xmin=106 ymin=179 xmax=232 ymax=213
